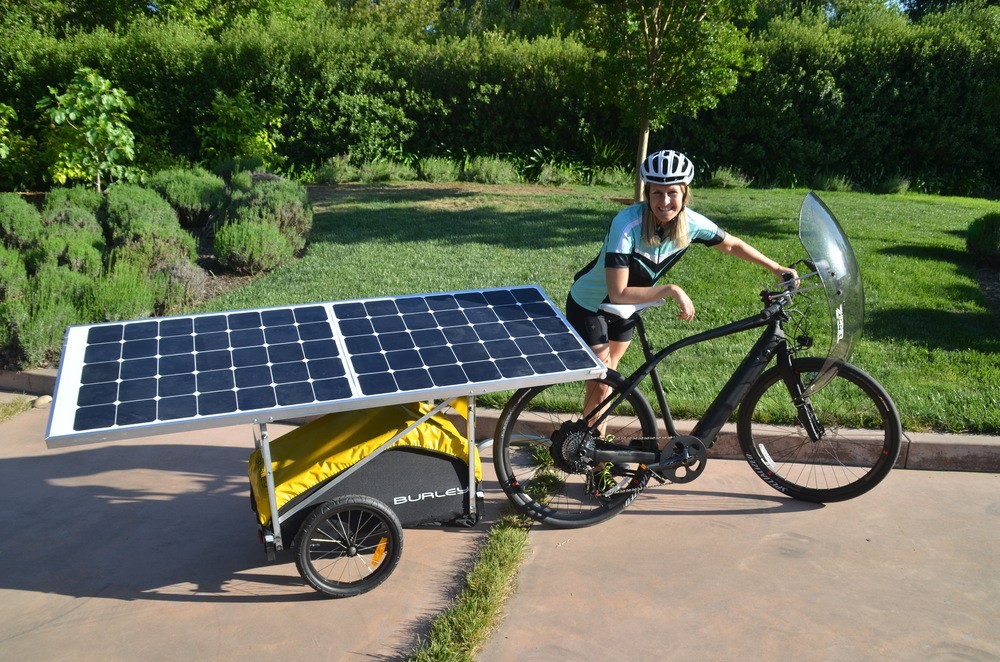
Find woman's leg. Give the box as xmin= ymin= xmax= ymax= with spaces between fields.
xmin=583 ymin=340 xmax=631 ymax=432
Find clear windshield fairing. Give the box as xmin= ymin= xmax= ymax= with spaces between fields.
xmin=798 ymin=192 xmax=864 ymax=394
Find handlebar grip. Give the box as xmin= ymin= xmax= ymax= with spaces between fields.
xmin=760 ymin=302 xmax=783 ymax=319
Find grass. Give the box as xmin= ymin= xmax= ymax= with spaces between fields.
xmin=174 ymin=181 xmax=1000 ymax=658
xmin=0 ymin=396 xmax=33 ymax=423
xmin=204 ymin=181 xmax=1000 ymax=434
xmin=406 ymin=509 xmax=531 ymax=661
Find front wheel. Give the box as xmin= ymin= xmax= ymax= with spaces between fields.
xmin=293 ymin=495 xmax=403 ymax=598
xmin=493 ymin=372 xmax=658 ymax=528
xmin=737 ymin=357 xmax=901 ymax=503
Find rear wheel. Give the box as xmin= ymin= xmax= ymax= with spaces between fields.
xmin=493 ymin=372 xmax=658 ymax=528
xmin=737 ymin=357 xmax=901 ymax=502
xmin=293 ymin=495 xmax=403 ymax=598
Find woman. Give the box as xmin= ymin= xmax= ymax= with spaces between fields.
xmin=566 ymin=150 xmax=796 ymax=490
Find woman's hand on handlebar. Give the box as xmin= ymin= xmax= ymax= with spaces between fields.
xmin=774 ymin=266 xmax=799 ymax=287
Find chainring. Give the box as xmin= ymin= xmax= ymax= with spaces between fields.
xmin=654 ymin=435 xmax=708 ymax=484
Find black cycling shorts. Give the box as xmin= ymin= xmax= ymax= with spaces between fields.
xmin=565 ymin=295 xmax=638 ymax=346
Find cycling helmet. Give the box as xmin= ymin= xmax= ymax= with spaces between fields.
xmin=640 ymin=150 xmax=695 ymax=185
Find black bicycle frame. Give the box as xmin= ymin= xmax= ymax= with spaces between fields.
xmin=586 ymin=304 xmax=804 ymax=465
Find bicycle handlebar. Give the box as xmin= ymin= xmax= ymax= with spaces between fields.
xmin=759 ymin=301 xmax=785 ymax=320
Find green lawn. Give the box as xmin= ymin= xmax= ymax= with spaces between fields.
xmin=203 ymin=182 xmax=1000 ymax=434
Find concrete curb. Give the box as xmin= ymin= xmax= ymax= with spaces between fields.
xmin=6 ymin=369 xmax=997 ymax=474
xmin=0 ymin=368 xmax=56 ymax=397
xmin=464 ymin=411 xmax=1000 ymax=474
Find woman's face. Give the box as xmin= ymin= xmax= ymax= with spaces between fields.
xmin=648 ymin=183 xmax=686 ymax=225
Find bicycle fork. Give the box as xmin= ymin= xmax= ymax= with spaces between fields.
xmin=776 ymin=350 xmax=825 ymax=442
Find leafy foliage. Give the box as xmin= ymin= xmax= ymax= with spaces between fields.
xmin=0 ymin=103 xmax=15 ymax=161
xmin=0 ymin=245 xmax=28 ymax=300
xmin=707 ymin=166 xmax=751 ymax=188
xmin=1 ymin=5 xmax=999 ymax=197
xmin=461 ymin=156 xmax=520 ymax=184
xmin=197 ymin=88 xmax=283 ymax=166
xmin=102 ymin=183 xmax=197 ymax=273
xmin=213 ymin=220 xmax=294 ymax=275
xmin=313 ymin=155 xmax=360 ymax=184
xmin=0 ymin=264 xmax=88 ymax=367
xmin=670 ymin=3 xmax=1000 ymax=195
xmin=227 ymin=176 xmax=313 ymax=251
xmin=26 ymin=225 xmax=105 ymax=276
xmin=580 ymin=0 xmax=756 ymax=194
xmin=36 ymin=67 xmax=137 ymax=192
xmin=967 ymin=212 xmax=1000 ymax=267
xmin=0 ymin=193 xmax=45 ymax=250
xmin=417 ymin=156 xmax=460 ymax=183
xmin=147 ymin=167 xmax=228 ymax=229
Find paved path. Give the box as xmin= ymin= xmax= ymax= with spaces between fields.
xmin=0 ymin=406 xmax=501 ymax=661
xmin=481 ymin=460 xmax=1000 ymax=662
xmin=2 ymin=403 xmax=999 ymax=661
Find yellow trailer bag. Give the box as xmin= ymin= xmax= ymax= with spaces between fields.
xmin=249 ymin=401 xmax=481 ymax=528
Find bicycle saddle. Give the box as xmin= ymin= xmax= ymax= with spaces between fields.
xmin=599 ymin=299 xmax=666 ymax=319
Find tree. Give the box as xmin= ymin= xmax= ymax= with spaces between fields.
xmin=901 ymin=0 xmax=999 ymax=21
xmin=0 ymin=0 xmax=327 ymax=35
xmin=582 ymin=0 xmax=757 ymax=198
xmin=36 ymin=68 xmax=137 ymax=193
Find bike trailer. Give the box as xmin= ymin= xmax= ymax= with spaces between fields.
xmin=248 ymin=401 xmax=484 ymax=543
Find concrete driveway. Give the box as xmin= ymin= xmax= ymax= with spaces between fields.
xmin=3 ymin=402 xmax=999 ymax=661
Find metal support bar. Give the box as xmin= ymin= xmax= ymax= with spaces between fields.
xmin=257 ymin=421 xmax=284 ymax=551
xmin=465 ymin=395 xmax=478 ymax=520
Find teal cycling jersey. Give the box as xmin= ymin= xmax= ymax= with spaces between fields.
xmin=569 ymin=203 xmax=726 ymax=312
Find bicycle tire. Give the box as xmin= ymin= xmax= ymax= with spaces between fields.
xmin=737 ymin=357 xmax=901 ymax=503
xmin=493 ymin=372 xmax=658 ymax=528
xmin=293 ymin=495 xmax=403 ymax=598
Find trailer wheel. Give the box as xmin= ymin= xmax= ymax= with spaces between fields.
xmin=293 ymin=495 xmax=403 ymax=598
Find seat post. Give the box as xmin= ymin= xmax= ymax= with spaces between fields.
xmin=635 ymin=315 xmax=655 ymax=363
xmin=633 ymin=314 xmax=678 ymax=437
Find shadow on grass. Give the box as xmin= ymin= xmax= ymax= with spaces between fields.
xmin=866 ymin=306 xmax=1000 ymax=352
xmin=311 ymin=202 xmax=609 ymax=251
xmin=879 ymin=243 xmax=971 ymax=264
xmin=305 ymin=183 xmax=801 ymax=251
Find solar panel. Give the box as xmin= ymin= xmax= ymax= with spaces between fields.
xmin=45 ymin=285 xmax=605 ymax=447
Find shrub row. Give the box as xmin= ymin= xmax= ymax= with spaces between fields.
xmin=968 ymin=213 xmax=1000 ymax=269
xmin=0 ymin=169 xmax=312 ymax=368
xmin=669 ymin=7 xmax=1000 ymax=197
xmin=313 ymin=153 xmax=634 ymax=189
xmin=2 ymin=7 xmax=999 ymax=196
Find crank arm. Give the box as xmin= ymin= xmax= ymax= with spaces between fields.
xmin=648 ymin=450 xmax=689 ymax=472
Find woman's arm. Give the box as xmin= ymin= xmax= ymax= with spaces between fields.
xmin=712 ymin=234 xmax=798 ymax=280
xmin=606 ymin=267 xmax=695 ymax=321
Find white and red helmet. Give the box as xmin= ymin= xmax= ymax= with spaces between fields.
xmin=640 ymin=150 xmax=695 ymax=186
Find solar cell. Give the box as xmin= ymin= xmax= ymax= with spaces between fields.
xmin=45 ymin=285 xmax=605 ymax=447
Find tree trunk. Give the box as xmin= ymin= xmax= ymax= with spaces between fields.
xmin=634 ymin=118 xmax=651 ymax=202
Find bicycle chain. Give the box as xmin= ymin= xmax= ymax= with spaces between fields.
xmin=594 ymin=435 xmax=700 ymax=496
xmin=592 ymin=436 xmax=664 ymax=497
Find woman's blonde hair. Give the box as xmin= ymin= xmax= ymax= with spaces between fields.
xmin=642 ymin=184 xmax=692 ymax=248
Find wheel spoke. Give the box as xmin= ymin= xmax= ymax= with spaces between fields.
xmin=738 ymin=358 xmax=900 ymax=502
xmin=294 ymin=497 xmax=403 ymax=598
xmin=494 ymin=375 xmax=656 ymax=528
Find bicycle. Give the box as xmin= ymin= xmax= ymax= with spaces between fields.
xmin=493 ymin=192 xmax=903 ymax=528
